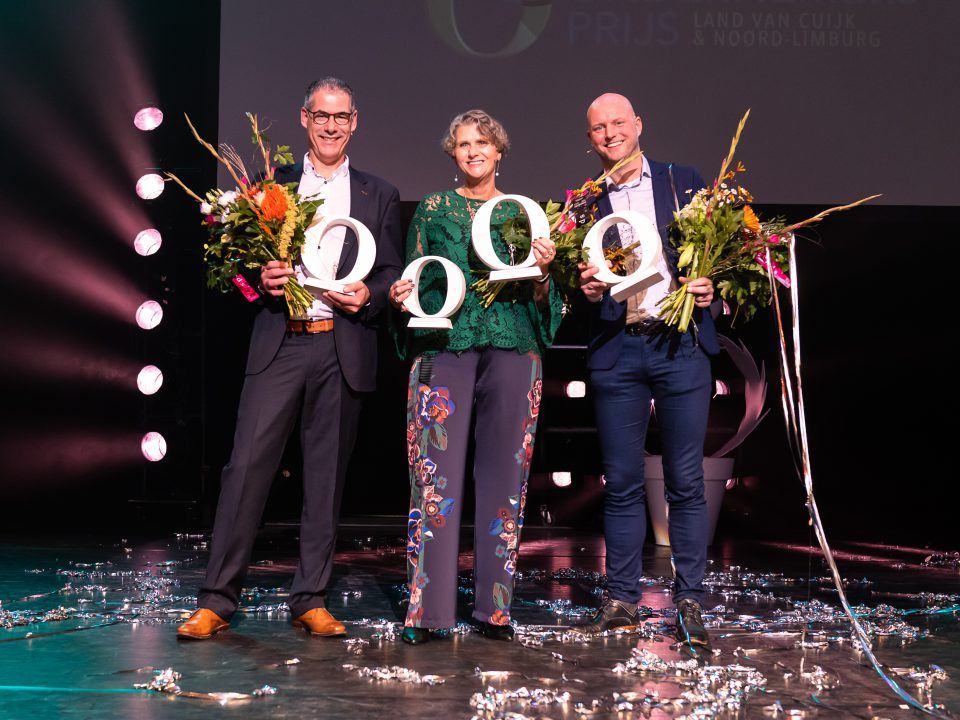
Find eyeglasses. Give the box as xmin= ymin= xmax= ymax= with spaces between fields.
xmin=304 ymin=108 xmax=355 ymax=126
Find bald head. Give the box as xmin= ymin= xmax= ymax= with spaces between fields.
xmin=586 ymin=93 xmax=643 ymax=172
xmin=586 ymin=93 xmax=637 ymax=125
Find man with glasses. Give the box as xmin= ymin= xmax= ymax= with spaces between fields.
xmin=178 ymin=77 xmax=403 ymax=640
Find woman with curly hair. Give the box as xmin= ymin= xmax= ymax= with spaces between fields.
xmin=389 ymin=109 xmax=563 ymax=644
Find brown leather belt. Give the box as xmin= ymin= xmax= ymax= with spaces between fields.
xmin=624 ymin=319 xmax=666 ymax=336
xmin=286 ymin=318 xmax=333 ymax=334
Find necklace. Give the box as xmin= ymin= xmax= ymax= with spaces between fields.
xmin=456 ymin=187 xmax=501 ymax=221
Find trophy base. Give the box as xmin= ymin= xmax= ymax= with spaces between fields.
xmin=304 ymin=278 xmax=354 ymax=296
xmin=610 ymin=271 xmax=663 ymax=303
xmin=408 ymin=317 xmax=453 ymax=329
xmin=489 ymin=267 xmax=543 ymax=282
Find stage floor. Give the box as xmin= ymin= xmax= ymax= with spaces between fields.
xmin=1 ymin=525 xmax=957 ymax=719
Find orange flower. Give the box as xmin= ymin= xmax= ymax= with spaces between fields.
xmin=260 ymin=184 xmax=288 ymax=222
xmin=742 ymin=205 xmax=761 ymax=234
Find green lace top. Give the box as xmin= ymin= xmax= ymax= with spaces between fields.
xmin=394 ymin=190 xmax=563 ymax=359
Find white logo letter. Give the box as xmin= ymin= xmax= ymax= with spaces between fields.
xmin=471 ymin=194 xmax=550 ymax=282
xmin=583 ymin=211 xmax=664 ymax=302
xmin=401 ymin=256 xmax=467 ymax=329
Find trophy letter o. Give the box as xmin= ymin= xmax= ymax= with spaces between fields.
xmin=401 ymin=256 xmax=467 ymax=329
xmin=583 ymin=210 xmax=664 ymax=302
xmin=471 ymin=194 xmax=550 ymax=282
xmin=301 ymin=215 xmax=377 ymax=293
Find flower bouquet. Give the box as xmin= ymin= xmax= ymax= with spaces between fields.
xmin=472 ymin=152 xmax=643 ymax=308
xmin=166 ymin=113 xmax=323 ymax=318
xmin=659 ymin=110 xmax=880 ymax=330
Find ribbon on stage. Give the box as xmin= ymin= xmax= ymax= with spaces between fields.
xmin=767 ymin=239 xmax=950 ymax=719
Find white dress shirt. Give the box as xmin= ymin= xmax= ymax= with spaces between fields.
xmin=606 ymin=156 xmax=675 ymax=321
xmin=295 ymin=153 xmax=352 ymax=319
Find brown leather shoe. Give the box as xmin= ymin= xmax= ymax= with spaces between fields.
xmin=177 ymin=608 xmax=229 ymax=640
xmin=291 ymin=608 xmax=346 ymax=637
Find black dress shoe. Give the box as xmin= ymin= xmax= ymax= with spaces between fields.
xmin=476 ymin=621 xmax=514 ymax=642
xmin=675 ymin=598 xmax=711 ymax=649
xmin=574 ymin=598 xmax=643 ymax=634
xmin=401 ymin=627 xmax=430 ymax=645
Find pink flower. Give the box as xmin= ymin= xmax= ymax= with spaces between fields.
xmin=557 ymin=214 xmax=576 ymax=234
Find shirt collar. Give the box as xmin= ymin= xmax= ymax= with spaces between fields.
xmin=605 ymin=155 xmax=651 ymax=192
xmin=303 ymin=153 xmax=350 ymax=181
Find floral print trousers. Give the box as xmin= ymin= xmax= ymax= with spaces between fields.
xmin=405 ymin=348 xmax=542 ymax=628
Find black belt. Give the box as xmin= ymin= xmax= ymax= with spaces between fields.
xmin=624 ymin=319 xmax=666 ymax=336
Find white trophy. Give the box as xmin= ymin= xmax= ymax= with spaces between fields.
xmin=401 ymin=256 xmax=467 ymax=329
xmin=301 ymin=215 xmax=377 ymax=294
xmin=471 ymin=194 xmax=551 ymax=282
xmin=583 ymin=210 xmax=664 ymax=303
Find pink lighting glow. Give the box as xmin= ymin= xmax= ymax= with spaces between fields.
xmin=135 ymin=300 xmax=163 ymax=330
xmin=141 ymin=432 xmax=167 ymax=462
xmin=133 ymin=107 xmax=163 ymax=131
xmin=137 ymin=365 xmax=164 ymax=395
xmin=1 ymin=214 xmax=149 ymax=323
xmin=134 ymin=229 xmax=162 ymax=256
xmin=136 ymin=173 xmax=165 ymax=200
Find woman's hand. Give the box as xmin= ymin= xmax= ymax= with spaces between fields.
xmin=680 ymin=276 xmax=715 ymax=308
xmin=531 ymin=236 xmax=556 ymax=276
xmin=389 ymin=278 xmax=415 ymax=311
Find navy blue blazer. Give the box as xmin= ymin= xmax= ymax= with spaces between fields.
xmin=243 ymin=163 xmax=403 ymax=392
xmin=584 ymin=158 xmax=719 ymax=371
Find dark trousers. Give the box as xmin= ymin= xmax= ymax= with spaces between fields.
xmin=198 ymin=332 xmax=362 ymax=620
xmin=591 ymin=331 xmax=712 ymax=604
xmin=405 ymin=349 xmax=542 ymax=628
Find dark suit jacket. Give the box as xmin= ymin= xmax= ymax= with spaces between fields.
xmin=584 ymin=158 xmax=719 ymax=371
xmin=243 ymin=163 xmax=403 ymax=392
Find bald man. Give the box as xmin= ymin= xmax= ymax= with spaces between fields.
xmin=575 ymin=93 xmax=718 ymax=651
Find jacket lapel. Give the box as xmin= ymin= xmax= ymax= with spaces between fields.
xmin=649 ymin=160 xmax=680 ymax=275
xmin=274 ymin=162 xmax=303 ymax=187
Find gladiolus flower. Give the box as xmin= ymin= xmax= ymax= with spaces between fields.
xmin=557 ymin=215 xmax=576 ymax=234
xmin=218 ymin=191 xmax=237 ymax=206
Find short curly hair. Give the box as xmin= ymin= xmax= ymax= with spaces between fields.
xmin=441 ymin=109 xmax=510 ymax=157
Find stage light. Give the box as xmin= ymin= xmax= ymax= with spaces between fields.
xmin=134 ymin=228 xmax=162 ymax=256
xmin=564 ymin=381 xmax=586 ymax=398
xmin=135 ymin=300 xmax=163 ymax=329
xmin=136 ymin=173 xmax=164 ymax=199
xmin=133 ymin=107 xmax=163 ymax=131
xmin=714 ymin=380 xmax=730 ymax=396
xmin=141 ymin=432 xmax=167 ymax=461
xmin=137 ymin=365 xmax=163 ymax=395
xmin=551 ymin=471 xmax=572 ymax=487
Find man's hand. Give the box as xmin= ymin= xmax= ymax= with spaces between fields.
xmin=578 ymin=261 xmax=610 ymax=303
xmin=261 ymin=260 xmax=295 ymax=297
xmin=680 ymin=276 xmax=714 ymax=308
xmin=389 ymin=278 xmax=414 ymax=312
xmin=323 ymin=281 xmax=371 ymax=315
